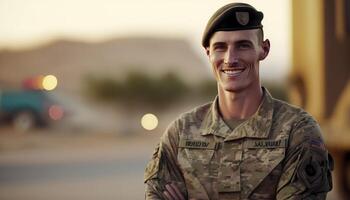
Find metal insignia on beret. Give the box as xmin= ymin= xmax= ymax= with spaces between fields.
xmin=235 ymin=11 xmax=249 ymax=26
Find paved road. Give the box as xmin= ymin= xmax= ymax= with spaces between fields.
xmin=0 ymin=157 xmax=148 ymax=200
xmin=0 ymin=132 xmax=158 ymax=200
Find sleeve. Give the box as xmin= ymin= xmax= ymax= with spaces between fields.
xmin=276 ymin=116 xmax=334 ymax=200
xmin=144 ymin=120 xmax=187 ymax=200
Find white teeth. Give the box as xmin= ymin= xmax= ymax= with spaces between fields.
xmin=223 ymin=69 xmax=244 ymax=76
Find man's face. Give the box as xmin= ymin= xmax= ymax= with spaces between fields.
xmin=206 ymin=29 xmax=269 ymax=93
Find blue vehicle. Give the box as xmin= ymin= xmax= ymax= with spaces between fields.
xmin=0 ymin=89 xmax=64 ymax=131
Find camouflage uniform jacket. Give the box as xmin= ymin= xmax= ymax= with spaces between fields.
xmin=144 ymin=88 xmax=333 ymax=200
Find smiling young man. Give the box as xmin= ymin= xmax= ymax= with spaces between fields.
xmin=144 ymin=3 xmax=333 ymax=200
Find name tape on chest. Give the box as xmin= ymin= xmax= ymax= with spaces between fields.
xmin=178 ymin=139 xmax=217 ymax=149
xmin=247 ymin=139 xmax=287 ymax=149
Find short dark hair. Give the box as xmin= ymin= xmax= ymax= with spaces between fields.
xmin=257 ymin=28 xmax=264 ymax=43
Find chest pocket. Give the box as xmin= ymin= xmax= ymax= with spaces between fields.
xmin=240 ymin=139 xmax=287 ymax=199
xmin=177 ymin=138 xmax=217 ymax=199
xmin=177 ymin=138 xmax=216 ymax=175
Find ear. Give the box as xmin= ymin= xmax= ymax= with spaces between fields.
xmin=205 ymin=47 xmax=210 ymax=56
xmin=259 ymin=39 xmax=270 ymax=60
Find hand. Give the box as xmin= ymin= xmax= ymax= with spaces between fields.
xmin=163 ymin=182 xmax=185 ymax=200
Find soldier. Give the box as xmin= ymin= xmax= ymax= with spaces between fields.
xmin=144 ymin=2 xmax=333 ymax=200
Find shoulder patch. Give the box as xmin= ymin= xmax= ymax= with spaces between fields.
xmin=307 ymin=137 xmax=326 ymax=151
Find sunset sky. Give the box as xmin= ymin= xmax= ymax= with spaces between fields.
xmin=0 ymin=0 xmax=291 ymax=81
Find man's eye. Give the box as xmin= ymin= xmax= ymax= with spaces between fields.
xmin=238 ymin=43 xmax=252 ymax=49
xmin=214 ymin=45 xmax=226 ymax=51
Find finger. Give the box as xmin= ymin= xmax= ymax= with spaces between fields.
xmin=163 ymin=190 xmax=172 ymax=200
xmin=165 ymin=183 xmax=183 ymax=200
xmin=170 ymin=183 xmax=185 ymax=200
xmin=165 ymin=184 xmax=178 ymax=199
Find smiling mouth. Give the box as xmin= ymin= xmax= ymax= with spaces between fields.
xmin=221 ymin=68 xmax=245 ymax=77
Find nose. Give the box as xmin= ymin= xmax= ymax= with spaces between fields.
xmin=224 ymin=48 xmax=238 ymax=66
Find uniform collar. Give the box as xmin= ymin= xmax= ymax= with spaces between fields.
xmin=200 ymin=95 xmax=231 ymax=138
xmin=200 ymin=87 xmax=274 ymax=141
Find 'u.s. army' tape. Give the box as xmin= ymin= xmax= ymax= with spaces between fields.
xmin=246 ymin=139 xmax=287 ymax=149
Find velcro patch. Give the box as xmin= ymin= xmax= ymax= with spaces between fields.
xmin=247 ymin=139 xmax=287 ymax=149
xmin=309 ymin=138 xmax=326 ymax=151
xmin=178 ymin=139 xmax=216 ymax=149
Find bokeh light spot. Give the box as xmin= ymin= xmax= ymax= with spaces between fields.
xmin=42 ymin=75 xmax=58 ymax=91
xmin=141 ymin=113 xmax=158 ymax=131
xmin=49 ymin=105 xmax=64 ymax=120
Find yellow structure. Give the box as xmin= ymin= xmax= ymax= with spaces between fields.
xmin=290 ymin=0 xmax=350 ymax=197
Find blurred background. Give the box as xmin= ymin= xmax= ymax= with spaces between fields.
xmin=0 ymin=0 xmax=348 ymax=199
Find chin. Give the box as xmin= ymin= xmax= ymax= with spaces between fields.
xmin=223 ymin=85 xmax=246 ymax=93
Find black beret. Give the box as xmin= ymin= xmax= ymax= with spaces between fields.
xmin=202 ymin=3 xmax=264 ymax=48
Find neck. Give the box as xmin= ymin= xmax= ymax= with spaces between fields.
xmin=218 ymin=85 xmax=263 ymax=121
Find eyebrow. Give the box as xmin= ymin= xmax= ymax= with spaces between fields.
xmin=235 ymin=40 xmax=254 ymax=45
xmin=212 ymin=42 xmax=227 ymax=47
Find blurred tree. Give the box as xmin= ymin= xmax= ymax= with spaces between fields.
xmin=156 ymin=72 xmax=189 ymax=103
xmin=84 ymin=75 xmax=122 ymax=102
xmin=197 ymin=79 xmax=217 ymax=100
xmin=84 ymin=70 xmax=190 ymax=109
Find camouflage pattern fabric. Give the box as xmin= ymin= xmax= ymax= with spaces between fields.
xmin=144 ymin=88 xmax=333 ymax=200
